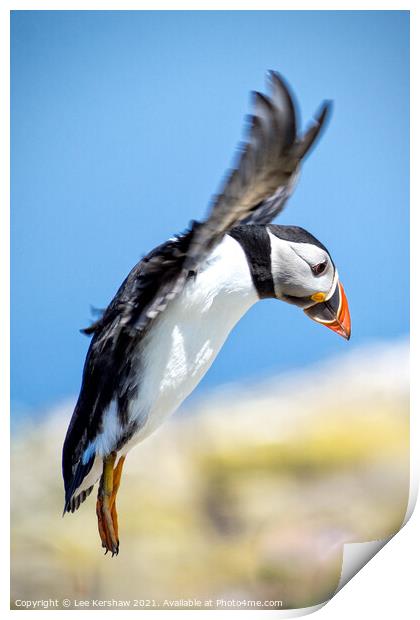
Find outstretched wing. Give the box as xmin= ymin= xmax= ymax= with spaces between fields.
xmin=133 ymin=71 xmax=331 ymax=334
xmin=185 ymin=71 xmax=331 ymax=270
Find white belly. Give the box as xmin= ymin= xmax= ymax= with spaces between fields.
xmin=75 ymin=235 xmax=258 ymax=497
xmin=122 ymin=234 xmax=258 ymax=452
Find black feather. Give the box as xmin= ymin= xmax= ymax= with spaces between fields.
xmin=63 ymin=453 xmax=95 ymax=514
xmin=62 ymin=225 xmax=198 ymax=510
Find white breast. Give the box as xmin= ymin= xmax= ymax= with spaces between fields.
xmin=121 ymin=234 xmax=258 ymax=453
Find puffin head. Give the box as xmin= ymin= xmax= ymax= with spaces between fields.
xmin=267 ymin=225 xmax=351 ymax=340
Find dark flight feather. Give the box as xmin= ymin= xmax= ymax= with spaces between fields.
xmin=183 ymin=71 xmax=331 ymax=274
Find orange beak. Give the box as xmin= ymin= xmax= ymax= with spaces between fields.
xmin=304 ymin=281 xmax=351 ymax=340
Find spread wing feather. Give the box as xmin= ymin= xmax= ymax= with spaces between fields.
xmin=185 ymin=71 xmax=330 ymax=270
xmin=133 ymin=71 xmax=331 ymax=335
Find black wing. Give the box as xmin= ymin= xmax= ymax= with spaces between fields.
xmin=134 ymin=71 xmax=331 ymax=327
xmin=62 ymin=226 xmax=197 ymax=512
xmin=80 ymin=72 xmax=330 ymax=352
xmin=184 ymin=71 xmax=331 ymax=270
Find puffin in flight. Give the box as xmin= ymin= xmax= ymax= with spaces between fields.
xmin=62 ymin=72 xmax=351 ymax=556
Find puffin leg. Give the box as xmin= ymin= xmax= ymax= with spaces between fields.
xmin=109 ymin=456 xmax=126 ymax=545
xmin=96 ymin=451 xmax=118 ymax=556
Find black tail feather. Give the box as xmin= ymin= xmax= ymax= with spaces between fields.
xmin=63 ymin=455 xmax=95 ymax=515
xmin=64 ymin=484 xmax=94 ymax=514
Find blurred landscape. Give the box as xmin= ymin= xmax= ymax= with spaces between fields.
xmin=11 ymin=340 xmax=409 ymax=610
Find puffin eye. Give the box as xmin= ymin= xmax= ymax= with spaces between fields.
xmin=312 ymin=261 xmax=327 ymax=276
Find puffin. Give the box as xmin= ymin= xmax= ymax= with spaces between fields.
xmin=62 ymin=71 xmax=351 ymax=556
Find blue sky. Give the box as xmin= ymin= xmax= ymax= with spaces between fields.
xmin=11 ymin=11 xmax=409 ymax=412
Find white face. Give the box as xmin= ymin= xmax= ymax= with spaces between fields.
xmin=268 ymin=230 xmax=337 ymax=308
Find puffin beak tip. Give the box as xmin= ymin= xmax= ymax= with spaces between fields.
xmin=304 ymin=280 xmax=351 ymax=341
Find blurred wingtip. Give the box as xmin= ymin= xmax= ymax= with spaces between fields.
xmin=317 ymin=99 xmax=333 ymax=126
xmin=267 ymin=69 xmax=287 ymax=87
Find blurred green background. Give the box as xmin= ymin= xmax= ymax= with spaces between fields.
xmin=11 ymin=341 xmax=409 ymax=610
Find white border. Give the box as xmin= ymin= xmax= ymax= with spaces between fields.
xmin=3 ymin=2 xmax=416 ymax=619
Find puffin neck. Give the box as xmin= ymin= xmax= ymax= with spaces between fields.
xmin=229 ymin=225 xmax=275 ymax=299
